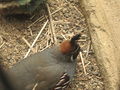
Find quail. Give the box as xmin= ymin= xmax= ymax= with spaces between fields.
xmin=2 ymin=34 xmax=81 ymax=90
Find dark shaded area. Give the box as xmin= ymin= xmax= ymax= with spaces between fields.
xmin=0 ymin=0 xmax=15 ymax=2
xmin=0 ymin=61 xmax=14 ymax=90
xmin=5 ymin=14 xmax=31 ymax=21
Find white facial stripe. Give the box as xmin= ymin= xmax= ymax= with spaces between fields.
xmin=62 ymin=85 xmax=67 ymax=89
xmin=55 ymin=73 xmax=70 ymax=90
xmin=63 ymin=81 xmax=70 ymax=85
xmin=55 ymin=87 xmax=62 ymax=90
xmin=56 ymin=79 xmax=65 ymax=86
xmin=60 ymin=73 xmax=67 ymax=79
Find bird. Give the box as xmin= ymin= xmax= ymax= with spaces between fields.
xmin=0 ymin=0 xmax=46 ymax=15
xmin=3 ymin=34 xmax=81 ymax=90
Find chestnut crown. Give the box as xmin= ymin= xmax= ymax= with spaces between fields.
xmin=60 ymin=34 xmax=81 ymax=59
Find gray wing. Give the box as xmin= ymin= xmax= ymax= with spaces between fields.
xmin=7 ymin=63 xmax=64 ymax=90
xmin=6 ymin=48 xmax=64 ymax=90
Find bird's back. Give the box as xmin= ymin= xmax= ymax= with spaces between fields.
xmin=7 ymin=46 xmax=76 ymax=90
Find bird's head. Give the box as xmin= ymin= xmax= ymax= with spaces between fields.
xmin=60 ymin=34 xmax=81 ymax=60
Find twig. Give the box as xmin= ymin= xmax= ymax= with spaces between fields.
xmin=32 ymin=83 xmax=38 ymax=90
xmin=35 ymin=45 xmax=39 ymax=53
xmin=0 ymin=42 xmax=5 ymax=48
xmin=24 ymin=20 xmax=48 ymax=58
xmin=53 ymin=20 xmax=70 ymax=24
xmin=61 ymin=33 xmax=67 ymax=40
xmin=30 ymin=14 xmax=35 ymax=20
xmin=28 ymin=28 xmax=33 ymax=36
xmin=0 ymin=36 xmax=3 ymax=42
xmin=85 ymin=61 xmax=91 ymax=67
xmin=52 ymin=7 xmax=63 ymax=15
xmin=79 ymin=52 xmax=87 ymax=75
xmin=28 ymin=15 xmax=45 ymax=28
xmin=46 ymin=3 xmax=57 ymax=44
xmin=73 ymin=6 xmax=83 ymax=16
xmin=22 ymin=37 xmax=36 ymax=53
xmin=78 ymin=39 xmax=87 ymax=42
xmin=46 ymin=28 xmax=51 ymax=47
xmin=48 ymin=24 xmax=54 ymax=44
xmin=40 ymin=44 xmax=51 ymax=52
xmin=0 ymin=36 xmax=5 ymax=48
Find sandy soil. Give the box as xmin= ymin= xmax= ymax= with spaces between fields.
xmin=80 ymin=0 xmax=120 ymax=89
xmin=0 ymin=0 xmax=104 ymax=89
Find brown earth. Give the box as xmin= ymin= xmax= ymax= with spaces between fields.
xmin=80 ymin=0 xmax=120 ymax=90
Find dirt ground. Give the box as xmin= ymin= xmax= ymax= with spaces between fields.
xmin=80 ymin=0 xmax=120 ymax=89
xmin=0 ymin=0 xmax=104 ymax=90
